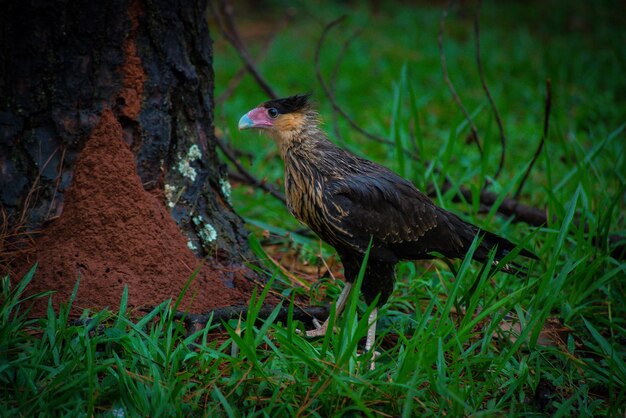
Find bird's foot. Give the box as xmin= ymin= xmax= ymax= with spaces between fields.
xmin=304 ymin=317 xmax=330 ymax=337
xmin=298 ymin=283 xmax=352 ymax=338
xmin=312 ymin=317 xmax=324 ymax=330
xmin=365 ymin=308 xmax=379 ymax=370
xmin=294 ymin=317 xmax=332 ymax=337
xmin=357 ymin=350 xmax=380 ymax=371
xmin=369 ymin=350 xmax=380 ymax=370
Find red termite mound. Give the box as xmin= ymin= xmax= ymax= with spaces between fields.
xmin=19 ymin=109 xmax=254 ymax=317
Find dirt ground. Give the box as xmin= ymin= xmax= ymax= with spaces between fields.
xmin=10 ymin=109 xmax=256 ymax=317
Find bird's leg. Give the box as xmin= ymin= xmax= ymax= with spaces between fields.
xmin=306 ymin=282 xmax=352 ymax=337
xmin=365 ymin=307 xmax=379 ymax=370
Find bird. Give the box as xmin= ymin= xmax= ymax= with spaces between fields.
xmin=238 ymin=93 xmax=537 ymax=362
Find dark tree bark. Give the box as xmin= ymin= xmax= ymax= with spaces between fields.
xmin=0 ymin=0 xmax=250 ymax=263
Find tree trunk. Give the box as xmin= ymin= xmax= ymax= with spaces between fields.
xmin=0 ymin=0 xmax=255 ymax=314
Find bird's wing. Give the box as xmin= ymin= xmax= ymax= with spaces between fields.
xmin=323 ymin=168 xmax=462 ymax=256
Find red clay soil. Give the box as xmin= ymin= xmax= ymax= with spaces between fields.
xmin=15 ymin=109 xmax=255 ymax=317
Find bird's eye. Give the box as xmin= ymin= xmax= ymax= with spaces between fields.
xmin=267 ymin=107 xmax=279 ymax=119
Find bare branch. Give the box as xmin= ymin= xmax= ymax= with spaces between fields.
xmin=439 ymin=1 xmax=483 ymax=156
xmin=474 ymin=6 xmax=506 ymax=179
xmin=176 ymin=304 xmax=331 ymax=329
xmin=216 ymin=66 xmax=248 ymax=105
xmin=215 ymin=137 xmax=286 ymax=204
xmin=212 ymin=0 xmax=278 ymax=99
xmin=315 ymin=16 xmax=397 ymax=148
xmin=328 ymin=27 xmax=364 ymax=144
xmin=135 ymin=304 xmax=331 ymax=338
xmin=227 ymin=171 xmax=286 ymax=204
xmin=514 ymin=79 xmax=552 ymax=200
xmin=215 ymin=9 xmax=286 ymax=105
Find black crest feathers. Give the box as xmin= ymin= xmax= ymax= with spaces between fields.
xmin=263 ymin=93 xmax=311 ymax=114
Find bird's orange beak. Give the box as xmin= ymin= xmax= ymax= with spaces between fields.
xmin=238 ymin=107 xmax=273 ymax=130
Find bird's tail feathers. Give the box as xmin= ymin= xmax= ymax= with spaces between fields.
xmin=474 ymin=230 xmax=538 ymax=276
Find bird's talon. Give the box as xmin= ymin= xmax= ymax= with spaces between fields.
xmin=369 ymin=350 xmax=381 ymax=370
xmin=305 ymin=323 xmax=328 ymax=338
xmin=357 ymin=350 xmax=381 ymax=370
xmin=312 ymin=317 xmax=323 ymax=330
xmin=303 ymin=316 xmax=331 ymax=337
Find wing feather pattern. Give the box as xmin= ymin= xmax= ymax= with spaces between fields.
xmin=321 ymin=164 xmax=468 ymax=261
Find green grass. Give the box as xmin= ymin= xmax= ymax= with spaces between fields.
xmin=3 ymin=0 xmax=626 ymax=415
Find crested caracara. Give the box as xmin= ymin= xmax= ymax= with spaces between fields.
xmin=239 ymin=94 xmax=537 ymax=364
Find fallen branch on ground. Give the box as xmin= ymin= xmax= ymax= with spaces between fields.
xmin=440 ymin=180 xmax=625 ymax=259
xmin=174 ymin=304 xmax=329 ymax=329
xmin=439 ymin=180 xmax=547 ymax=226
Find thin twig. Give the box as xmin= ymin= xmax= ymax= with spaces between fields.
xmin=215 ymin=137 xmax=286 ymax=203
xmin=212 ymin=0 xmax=278 ymax=99
xmin=315 ymin=16 xmax=397 ymax=148
xmin=474 ymin=5 xmax=506 ymax=179
xmin=20 ymin=146 xmax=60 ymax=226
xmin=328 ymin=27 xmax=364 ymax=144
xmin=135 ymin=305 xmax=330 ymax=337
xmin=228 ymin=169 xmax=286 ymax=202
xmin=330 ymin=28 xmax=363 ymax=95
xmin=215 ymin=11 xmax=286 ymax=105
xmin=216 ymin=65 xmax=248 ymax=105
xmin=514 ymin=79 xmax=552 ymax=200
xmin=439 ymin=1 xmax=483 ymax=156
xmin=45 ymin=146 xmax=67 ymax=220
xmin=0 ymin=210 xmax=38 ymax=271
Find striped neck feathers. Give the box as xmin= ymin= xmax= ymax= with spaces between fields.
xmin=266 ymin=110 xmax=326 ymax=157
